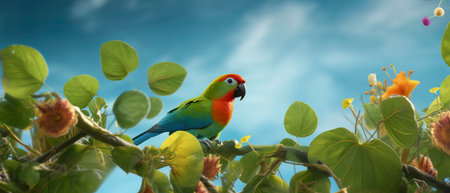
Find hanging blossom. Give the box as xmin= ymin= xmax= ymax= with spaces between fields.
xmin=35 ymin=98 xmax=77 ymax=138
xmin=431 ymin=112 xmax=450 ymax=155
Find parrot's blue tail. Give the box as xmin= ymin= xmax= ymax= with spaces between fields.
xmin=132 ymin=124 xmax=163 ymax=145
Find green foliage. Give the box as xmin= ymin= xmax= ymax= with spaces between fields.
xmin=147 ymin=96 xmax=163 ymax=119
xmin=239 ymin=151 xmax=262 ymax=183
xmin=147 ymin=62 xmax=187 ymax=96
xmin=100 ymin=40 xmax=139 ymax=80
xmin=441 ymin=22 xmax=450 ymax=67
xmin=33 ymin=169 xmax=104 ymax=193
xmin=308 ymin=128 xmax=402 ymax=193
xmin=289 ymin=169 xmax=331 ymax=193
xmin=252 ymin=175 xmax=289 ymax=193
xmin=0 ymin=95 xmax=34 ymax=129
xmin=363 ymin=103 xmax=383 ymax=130
xmin=111 ymin=146 xmax=144 ymax=173
xmin=161 ymin=131 xmax=204 ymax=192
xmin=284 ymin=101 xmax=318 ymax=137
xmin=0 ymin=45 xmax=48 ymax=98
xmin=380 ymin=96 xmax=419 ymax=148
xmin=149 ymin=170 xmax=172 ymax=193
xmin=112 ymin=90 xmax=150 ymax=129
xmin=440 ymin=75 xmax=450 ymax=107
xmin=280 ymin=138 xmax=298 ymax=146
xmin=63 ymin=75 xmax=99 ymax=108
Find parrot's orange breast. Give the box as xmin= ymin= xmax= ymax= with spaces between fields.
xmin=211 ymin=100 xmax=233 ymax=126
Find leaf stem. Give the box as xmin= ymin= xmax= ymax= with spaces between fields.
xmin=1 ymin=124 xmax=40 ymax=156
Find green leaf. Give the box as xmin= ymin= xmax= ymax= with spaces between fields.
xmin=111 ymin=146 xmax=144 ymax=173
xmin=363 ymin=103 xmax=383 ymax=130
xmin=147 ymin=97 xmax=163 ymax=119
xmin=33 ymin=169 xmax=103 ymax=193
xmin=112 ymin=90 xmax=150 ymax=129
xmin=256 ymin=175 xmax=288 ymax=193
xmin=63 ymin=75 xmax=99 ymax=108
xmin=284 ymin=101 xmax=318 ymax=137
xmin=289 ymin=170 xmax=330 ymax=193
xmin=150 ymin=170 xmax=172 ymax=193
xmin=0 ymin=95 xmax=34 ymax=129
xmin=18 ymin=162 xmax=40 ymax=187
xmin=88 ymin=97 xmax=106 ymax=116
xmin=1 ymin=45 xmax=48 ymax=98
xmin=280 ymin=138 xmax=298 ymax=146
xmin=222 ymin=160 xmax=243 ymax=193
xmin=100 ymin=40 xmax=139 ymax=80
xmin=161 ymin=131 xmax=203 ymax=192
xmin=424 ymin=97 xmax=442 ymax=124
xmin=440 ymin=75 xmax=450 ymax=107
xmin=441 ymin=22 xmax=450 ymax=67
xmin=147 ymin=62 xmax=187 ymax=96
xmin=420 ymin=132 xmax=450 ymax=179
xmin=57 ymin=143 xmax=114 ymax=173
xmin=308 ymin=128 xmax=402 ymax=193
xmin=239 ymin=151 xmax=262 ymax=183
xmin=380 ymin=96 xmax=419 ymax=148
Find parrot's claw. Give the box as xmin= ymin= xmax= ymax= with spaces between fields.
xmin=200 ymin=139 xmax=212 ymax=150
xmin=213 ymin=139 xmax=222 ymax=145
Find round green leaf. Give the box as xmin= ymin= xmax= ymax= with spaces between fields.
xmin=280 ymin=138 xmax=297 ymax=146
xmin=441 ymin=22 xmax=450 ymax=67
xmin=289 ymin=170 xmax=330 ymax=193
xmin=147 ymin=62 xmax=187 ymax=96
xmin=308 ymin=128 xmax=402 ymax=193
xmin=63 ymin=75 xmax=99 ymax=108
xmin=440 ymin=75 xmax=450 ymax=107
xmin=161 ymin=131 xmax=203 ymax=192
xmin=0 ymin=95 xmax=34 ymax=129
xmin=100 ymin=40 xmax=139 ymax=80
xmin=88 ymin=97 xmax=107 ymax=115
xmin=149 ymin=170 xmax=172 ymax=193
xmin=112 ymin=90 xmax=150 ymax=129
xmin=363 ymin=103 xmax=383 ymax=130
xmin=239 ymin=151 xmax=262 ymax=183
xmin=255 ymin=175 xmax=288 ymax=193
xmin=111 ymin=146 xmax=144 ymax=173
xmin=380 ymin=96 xmax=419 ymax=148
xmin=284 ymin=101 xmax=318 ymax=137
xmin=33 ymin=169 xmax=103 ymax=193
xmin=1 ymin=45 xmax=48 ymax=98
xmin=147 ymin=97 xmax=163 ymax=119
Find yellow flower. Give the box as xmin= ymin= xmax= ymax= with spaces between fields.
xmin=435 ymin=7 xmax=445 ymax=17
xmin=382 ymin=71 xmax=419 ymax=100
xmin=342 ymin=98 xmax=354 ymax=109
xmin=429 ymin=87 xmax=440 ymax=93
xmin=368 ymin=73 xmax=377 ymax=86
xmin=235 ymin=135 xmax=252 ymax=149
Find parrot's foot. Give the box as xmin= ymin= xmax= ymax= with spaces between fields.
xmin=199 ymin=139 xmax=222 ymax=151
xmin=200 ymin=139 xmax=212 ymax=150
xmin=212 ymin=139 xmax=222 ymax=145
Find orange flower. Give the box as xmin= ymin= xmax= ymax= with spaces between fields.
xmin=382 ymin=71 xmax=419 ymax=99
xmin=412 ymin=155 xmax=438 ymax=178
xmin=35 ymin=98 xmax=77 ymax=138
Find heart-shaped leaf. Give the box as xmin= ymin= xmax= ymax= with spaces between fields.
xmin=100 ymin=40 xmax=139 ymax=80
xmin=440 ymin=75 xmax=450 ymax=107
xmin=380 ymin=96 xmax=419 ymax=148
xmin=112 ymin=90 xmax=150 ymax=129
xmin=308 ymin=128 xmax=402 ymax=193
xmin=111 ymin=146 xmax=144 ymax=173
xmin=441 ymin=22 xmax=450 ymax=67
xmin=63 ymin=75 xmax=99 ymax=108
xmin=289 ymin=170 xmax=330 ymax=193
xmin=0 ymin=95 xmax=34 ymax=129
xmin=284 ymin=101 xmax=318 ymax=137
xmin=147 ymin=62 xmax=187 ymax=96
xmin=1 ymin=45 xmax=48 ymax=98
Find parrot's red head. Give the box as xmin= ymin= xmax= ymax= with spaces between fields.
xmin=202 ymin=74 xmax=246 ymax=102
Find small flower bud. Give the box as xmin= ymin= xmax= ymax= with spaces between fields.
xmin=370 ymin=95 xmax=377 ymax=104
xmin=382 ymin=67 xmax=386 ymax=71
xmin=364 ymin=91 xmax=369 ymax=95
xmin=435 ymin=7 xmax=444 ymax=17
xmin=368 ymin=73 xmax=377 ymax=86
xmin=377 ymin=81 xmax=383 ymax=90
xmin=370 ymin=89 xmax=376 ymax=94
xmin=35 ymin=98 xmax=77 ymax=138
xmin=422 ymin=17 xmax=431 ymax=26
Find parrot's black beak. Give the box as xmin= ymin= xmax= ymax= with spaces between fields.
xmin=233 ymin=83 xmax=246 ymax=101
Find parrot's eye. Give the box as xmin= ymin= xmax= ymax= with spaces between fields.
xmin=224 ymin=77 xmax=237 ymax=85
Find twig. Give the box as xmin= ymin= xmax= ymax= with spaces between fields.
xmin=1 ymin=124 xmax=40 ymax=156
xmin=32 ymin=132 xmax=87 ymax=163
xmin=200 ymin=175 xmax=219 ymax=193
xmin=402 ymin=164 xmax=450 ymax=192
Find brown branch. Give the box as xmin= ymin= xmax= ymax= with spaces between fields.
xmin=200 ymin=175 xmax=219 ymax=193
xmin=402 ymin=164 xmax=450 ymax=192
xmin=32 ymin=132 xmax=86 ymax=163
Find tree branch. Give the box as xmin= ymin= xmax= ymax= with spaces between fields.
xmin=200 ymin=175 xmax=219 ymax=193
xmin=402 ymin=164 xmax=450 ymax=192
xmin=32 ymin=132 xmax=86 ymax=163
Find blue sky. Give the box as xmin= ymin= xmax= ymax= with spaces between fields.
xmin=1 ymin=0 xmax=450 ymax=192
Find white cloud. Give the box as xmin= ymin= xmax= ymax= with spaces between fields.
xmin=71 ymin=0 xmax=109 ymax=19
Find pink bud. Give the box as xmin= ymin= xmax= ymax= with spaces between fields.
xmin=422 ymin=17 xmax=430 ymax=26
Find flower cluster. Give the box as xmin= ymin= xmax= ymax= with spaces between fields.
xmin=422 ymin=1 xmax=445 ymax=26
xmin=35 ymin=98 xmax=77 ymax=138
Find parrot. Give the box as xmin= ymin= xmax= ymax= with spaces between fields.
xmin=133 ymin=74 xmax=246 ymax=145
